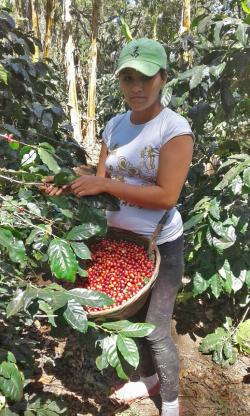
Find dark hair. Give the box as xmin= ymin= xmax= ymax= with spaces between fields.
xmin=159 ymin=68 xmax=167 ymax=80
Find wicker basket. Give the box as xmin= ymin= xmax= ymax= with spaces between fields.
xmin=87 ymin=227 xmax=161 ymax=320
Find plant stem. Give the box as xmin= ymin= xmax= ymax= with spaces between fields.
xmin=0 ymin=174 xmax=41 ymax=186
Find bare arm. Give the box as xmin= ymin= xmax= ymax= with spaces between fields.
xmin=70 ymin=135 xmax=193 ymax=210
xmin=96 ymin=143 xmax=108 ymax=177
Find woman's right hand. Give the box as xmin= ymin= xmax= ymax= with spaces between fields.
xmin=39 ymin=176 xmax=69 ymax=196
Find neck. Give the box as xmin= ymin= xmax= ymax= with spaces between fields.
xmin=130 ymin=102 xmax=164 ymax=124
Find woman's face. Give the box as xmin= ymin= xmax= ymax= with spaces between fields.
xmin=119 ymin=68 xmax=167 ymax=113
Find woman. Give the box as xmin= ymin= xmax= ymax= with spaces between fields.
xmin=45 ymin=38 xmax=193 ymax=416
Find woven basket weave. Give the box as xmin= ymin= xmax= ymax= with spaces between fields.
xmin=87 ymin=227 xmax=161 ymax=320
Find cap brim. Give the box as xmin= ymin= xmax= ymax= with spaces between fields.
xmin=115 ymin=60 xmax=160 ymax=77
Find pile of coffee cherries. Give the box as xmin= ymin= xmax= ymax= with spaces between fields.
xmin=78 ymin=239 xmax=154 ymax=312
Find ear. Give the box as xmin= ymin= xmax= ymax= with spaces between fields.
xmin=161 ymin=70 xmax=167 ymax=84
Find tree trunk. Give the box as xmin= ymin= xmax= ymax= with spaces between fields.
xmin=180 ymin=0 xmax=191 ymax=64
xmin=31 ymin=0 xmax=40 ymax=61
xmin=63 ymin=0 xmax=83 ymax=144
xmin=43 ymin=0 xmax=55 ymax=60
xmin=181 ymin=0 xmax=191 ymax=32
xmin=85 ymin=0 xmax=100 ymax=150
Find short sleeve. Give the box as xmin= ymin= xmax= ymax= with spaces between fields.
xmin=102 ymin=118 xmax=112 ymax=148
xmin=160 ymin=110 xmax=193 ymax=147
xmin=102 ymin=114 xmax=125 ymax=150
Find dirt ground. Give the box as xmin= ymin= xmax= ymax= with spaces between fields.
xmin=26 ymin=297 xmax=250 ymax=416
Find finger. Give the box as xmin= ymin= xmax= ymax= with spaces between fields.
xmin=70 ymin=181 xmax=82 ymax=190
xmin=42 ymin=175 xmax=54 ymax=183
xmin=48 ymin=187 xmax=61 ymax=196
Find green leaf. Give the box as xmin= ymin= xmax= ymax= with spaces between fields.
xmin=0 ymin=63 xmax=8 ymax=85
xmin=8 ymin=239 xmax=26 ymax=265
xmin=161 ymin=85 xmax=172 ymax=107
xmin=26 ymin=225 xmax=47 ymax=245
xmin=63 ymin=300 xmax=88 ymax=333
xmin=37 ymin=289 xmax=69 ymax=311
xmin=0 ymin=408 xmax=19 ymax=415
xmin=218 ymin=260 xmax=233 ymax=294
xmin=199 ymin=329 xmax=227 ymax=353
xmin=102 ymin=321 xmax=155 ymax=337
xmin=70 ymin=241 xmax=91 ymax=259
xmin=48 ymin=239 xmax=78 ymax=282
xmin=26 ymin=202 xmax=41 ymax=216
xmin=38 ymin=146 xmax=60 ymax=174
xmin=209 ymin=217 xmax=235 ymax=241
xmin=66 ymin=224 xmax=102 ymax=241
xmin=116 ymin=334 xmax=139 ymax=368
xmin=6 ymin=289 xmax=25 ymax=318
xmin=235 ymin=320 xmax=250 ymax=354
xmin=183 ymin=212 xmax=204 ymax=231
xmin=209 ymin=62 xmax=226 ymax=78
xmin=54 ymin=171 xmax=76 ymax=186
xmin=96 ymin=353 xmax=109 ymax=371
xmin=212 ymin=236 xmax=235 ymax=251
xmin=231 ymin=175 xmax=243 ymax=194
xmin=214 ymin=21 xmax=224 ymax=46
xmin=8 ymin=140 xmax=19 ymax=150
xmin=244 ymin=14 xmax=250 ymax=23
xmin=209 ymin=198 xmax=220 ymax=220
xmin=38 ymin=300 xmax=57 ymax=327
xmin=120 ymin=17 xmax=133 ymax=41
xmin=235 ymin=23 xmax=248 ymax=46
xmin=68 ymin=288 xmax=114 ymax=307
xmin=115 ymin=361 xmax=129 ymax=380
xmin=0 ymin=228 xmax=13 ymax=248
xmin=0 ymin=228 xmax=26 ymax=264
xmin=223 ymin=340 xmax=234 ymax=360
xmin=209 ymin=274 xmax=222 ymax=298
xmin=106 ymin=334 xmax=119 ymax=367
xmin=7 ymin=352 xmax=16 ymax=364
xmin=241 ymin=0 xmax=250 ymax=13
xmin=193 ymin=272 xmax=209 ymax=295
xmin=78 ymin=205 xmax=107 ymax=235
xmin=215 ymin=160 xmax=249 ymax=190
xmin=82 ymin=194 xmax=120 ymax=211
xmin=189 ymin=66 xmax=209 ymax=89
xmin=39 ymin=142 xmax=56 ymax=153
xmin=0 ymin=361 xmax=23 ymax=401
xmin=243 ymin=167 xmax=250 ymax=187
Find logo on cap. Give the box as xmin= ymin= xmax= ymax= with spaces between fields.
xmin=130 ymin=46 xmax=139 ymax=58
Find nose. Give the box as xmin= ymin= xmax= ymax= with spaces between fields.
xmin=131 ymin=78 xmax=144 ymax=93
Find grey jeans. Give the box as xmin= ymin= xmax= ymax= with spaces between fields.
xmin=132 ymin=235 xmax=184 ymax=402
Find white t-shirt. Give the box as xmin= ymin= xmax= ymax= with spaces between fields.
xmin=102 ymin=107 xmax=193 ymax=244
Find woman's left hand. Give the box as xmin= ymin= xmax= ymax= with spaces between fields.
xmin=69 ymin=175 xmax=106 ymax=197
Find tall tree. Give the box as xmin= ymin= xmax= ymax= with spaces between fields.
xmin=181 ymin=0 xmax=191 ymax=32
xmin=63 ymin=0 xmax=83 ymax=143
xmin=43 ymin=0 xmax=56 ymax=60
xmin=85 ymin=0 xmax=101 ymax=149
xmin=31 ymin=0 xmax=39 ymax=61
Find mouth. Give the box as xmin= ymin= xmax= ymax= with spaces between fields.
xmin=129 ymin=96 xmax=146 ymax=100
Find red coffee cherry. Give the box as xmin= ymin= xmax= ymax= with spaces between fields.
xmin=76 ymin=239 xmax=154 ymax=312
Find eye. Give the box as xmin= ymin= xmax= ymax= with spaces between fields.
xmin=121 ymin=74 xmax=134 ymax=82
xmin=141 ymin=74 xmax=153 ymax=81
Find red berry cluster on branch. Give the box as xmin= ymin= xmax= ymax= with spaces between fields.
xmin=77 ymin=239 xmax=154 ymax=312
xmin=3 ymin=134 xmax=14 ymax=142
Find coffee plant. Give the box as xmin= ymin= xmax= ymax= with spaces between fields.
xmin=0 ymin=9 xmax=155 ymax=413
xmin=161 ymin=9 xmax=250 ymax=365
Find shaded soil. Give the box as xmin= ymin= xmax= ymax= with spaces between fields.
xmin=25 ymin=297 xmax=250 ymax=416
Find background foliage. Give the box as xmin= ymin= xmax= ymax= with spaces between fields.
xmin=0 ymin=0 xmax=249 ymax=413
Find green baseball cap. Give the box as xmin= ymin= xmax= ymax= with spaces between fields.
xmin=116 ymin=38 xmax=167 ymax=77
